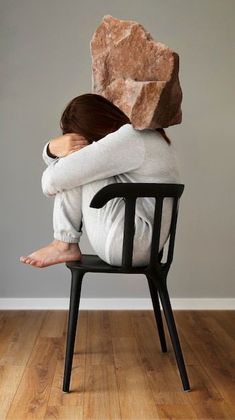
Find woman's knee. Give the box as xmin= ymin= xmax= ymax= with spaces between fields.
xmin=82 ymin=177 xmax=117 ymax=212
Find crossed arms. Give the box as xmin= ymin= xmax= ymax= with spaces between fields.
xmin=41 ymin=124 xmax=145 ymax=197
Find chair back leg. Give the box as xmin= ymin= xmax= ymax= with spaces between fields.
xmin=146 ymin=273 xmax=167 ymax=352
xmin=148 ymin=272 xmax=191 ymax=391
xmin=63 ymin=269 xmax=85 ymax=393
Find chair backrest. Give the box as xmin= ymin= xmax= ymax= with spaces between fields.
xmin=89 ymin=183 xmax=184 ymax=272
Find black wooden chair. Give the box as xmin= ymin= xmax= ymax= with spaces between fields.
xmin=62 ymin=183 xmax=191 ymax=393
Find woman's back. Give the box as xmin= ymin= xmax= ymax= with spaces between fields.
xmin=114 ymin=124 xmax=181 ymax=218
xmin=102 ymin=124 xmax=181 ymax=266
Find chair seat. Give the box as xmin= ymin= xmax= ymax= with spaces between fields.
xmin=66 ymin=254 xmax=148 ymax=274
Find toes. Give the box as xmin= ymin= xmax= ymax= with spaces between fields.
xmin=30 ymin=259 xmax=43 ymax=268
xmin=29 ymin=258 xmax=42 ymax=266
xmin=30 ymin=259 xmax=41 ymax=266
xmin=20 ymin=255 xmax=44 ymax=267
xmin=34 ymin=260 xmax=44 ymax=267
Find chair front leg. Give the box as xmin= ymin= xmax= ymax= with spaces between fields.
xmin=63 ymin=269 xmax=85 ymax=393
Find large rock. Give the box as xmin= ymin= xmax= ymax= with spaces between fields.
xmin=90 ymin=15 xmax=183 ymax=129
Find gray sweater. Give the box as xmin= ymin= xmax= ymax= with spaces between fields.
xmin=42 ymin=123 xmax=181 ymax=259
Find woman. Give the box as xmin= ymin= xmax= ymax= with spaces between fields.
xmin=20 ymin=93 xmax=181 ymax=268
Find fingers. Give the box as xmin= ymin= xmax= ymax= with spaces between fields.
xmin=62 ymin=133 xmax=89 ymax=157
xmin=68 ymin=133 xmax=88 ymax=143
xmin=68 ymin=145 xmax=88 ymax=154
xmin=74 ymin=142 xmax=88 ymax=147
xmin=71 ymin=140 xmax=89 ymax=150
xmin=71 ymin=140 xmax=89 ymax=148
xmin=67 ymin=144 xmax=87 ymax=155
xmin=76 ymin=140 xmax=89 ymax=145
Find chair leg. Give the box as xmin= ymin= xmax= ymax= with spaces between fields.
xmin=157 ymin=283 xmax=191 ymax=391
xmin=146 ymin=274 xmax=167 ymax=352
xmin=63 ymin=269 xmax=85 ymax=393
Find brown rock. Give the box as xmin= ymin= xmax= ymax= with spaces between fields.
xmin=90 ymin=15 xmax=183 ymax=129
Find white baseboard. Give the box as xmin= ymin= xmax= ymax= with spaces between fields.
xmin=0 ymin=298 xmax=235 ymax=310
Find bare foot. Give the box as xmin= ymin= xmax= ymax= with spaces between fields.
xmin=19 ymin=239 xmax=82 ymax=268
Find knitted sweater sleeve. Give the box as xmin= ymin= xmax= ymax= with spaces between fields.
xmin=41 ymin=124 xmax=145 ymax=197
xmin=42 ymin=142 xmax=59 ymax=166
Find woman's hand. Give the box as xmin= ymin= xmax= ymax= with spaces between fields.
xmin=48 ymin=133 xmax=89 ymax=158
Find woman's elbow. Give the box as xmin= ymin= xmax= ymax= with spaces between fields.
xmin=41 ymin=171 xmax=56 ymax=197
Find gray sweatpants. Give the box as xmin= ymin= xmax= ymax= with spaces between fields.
xmin=52 ymin=176 xmax=162 ymax=267
xmin=53 ymin=177 xmax=171 ymax=266
xmin=53 ymin=177 xmax=112 ymax=253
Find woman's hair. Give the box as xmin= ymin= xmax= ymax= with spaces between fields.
xmin=60 ymin=93 xmax=171 ymax=145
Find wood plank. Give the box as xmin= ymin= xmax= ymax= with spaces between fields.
xmin=198 ymin=363 xmax=235 ymax=407
xmin=83 ymin=364 xmax=121 ymax=419
xmin=175 ymin=310 xmax=233 ymax=368
xmin=83 ymin=310 xmax=121 ymax=418
xmin=198 ymin=310 xmax=235 ymax=363
xmin=44 ymin=405 xmax=83 ymax=419
xmin=85 ymin=310 xmax=115 ymax=366
xmin=6 ymin=337 xmax=61 ymax=419
xmin=192 ymin=401 xmax=235 ymax=419
xmin=146 ymin=362 xmax=223 ymax=406
xmin=39 ymin=310 xmax=67 ymax=338
xmin=0 ymin=365 xmax=25 ymax=419
xmin=155 ymin=403 xmax=197 ymax=419
xmin=112 ymin=334 xmax=161 ymax=419
xmin=109 ymin=310 xmax=137 ymax=338
xmin=0 ymin=310 xmax=45 ymax=365
xmin=209 ymin=310 xmax=235 ymax=340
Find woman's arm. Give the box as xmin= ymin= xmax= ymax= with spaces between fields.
xmin=42 ymin=133 xmax=88 ymax=166
xmin=42 ymin=141 xmax=59 ymax=166
xmin=41 ymin=124 xmax=145 ymax=197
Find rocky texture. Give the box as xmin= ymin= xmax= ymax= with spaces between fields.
xmin=90 ymin=15 xmax=183 ymax=129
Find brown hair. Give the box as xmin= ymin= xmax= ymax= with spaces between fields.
xmin=60 ymin=93 xmax=171 ymax=145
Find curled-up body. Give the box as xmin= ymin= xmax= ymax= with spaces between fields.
xmin=20 ymin=93 xmax=180 ymax=268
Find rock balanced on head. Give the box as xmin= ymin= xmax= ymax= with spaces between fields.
xmin=90 ymin=14 xmax=183 ymax=130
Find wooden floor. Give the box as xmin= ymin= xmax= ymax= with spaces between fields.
xmin=0 ymin=310 xmax=235 ymax=419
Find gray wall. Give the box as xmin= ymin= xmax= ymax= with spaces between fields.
xmin=1 ymin=0 xmax=234 ymax=300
